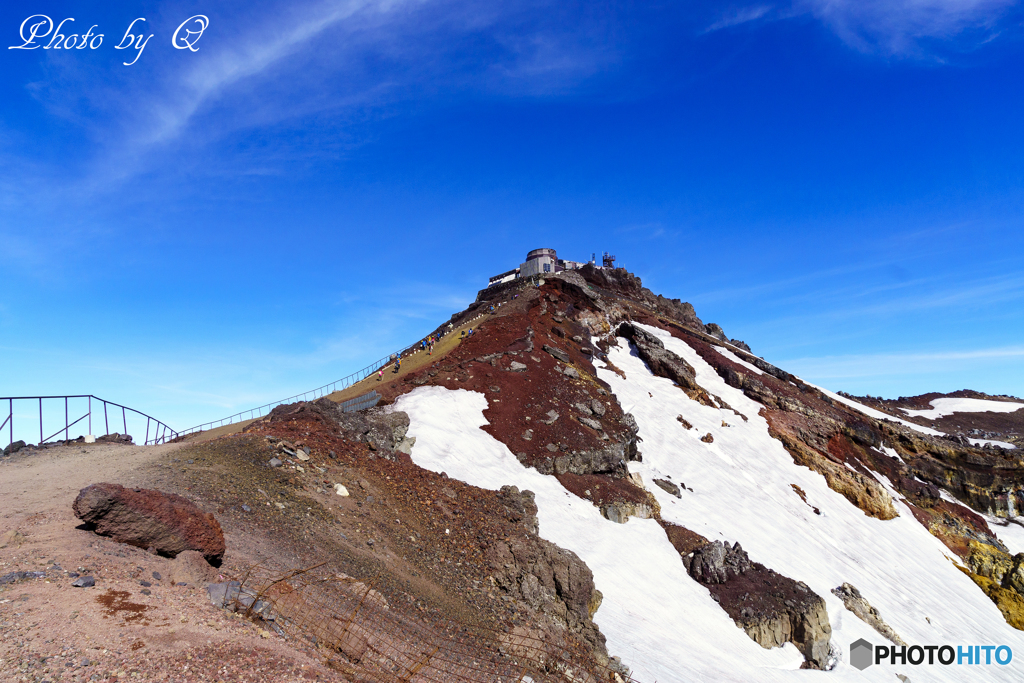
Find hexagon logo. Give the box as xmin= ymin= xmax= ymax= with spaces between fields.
xmin=850 ymin=639 xmax=874 ymax=671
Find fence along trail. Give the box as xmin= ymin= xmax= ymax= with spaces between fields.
xmin=1 ymin=395 xmax=177 ymax=450
xmin=3 ymin=308 xmax=488 ymax=450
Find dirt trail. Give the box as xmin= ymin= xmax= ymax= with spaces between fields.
xmin=0 ymin=443 xmax=343 ymax=682
xmin=325 ymin=311 xmax=493 ymax=404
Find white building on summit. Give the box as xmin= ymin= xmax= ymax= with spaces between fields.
xmin=487 ymin=248 xmax=611 ymax=286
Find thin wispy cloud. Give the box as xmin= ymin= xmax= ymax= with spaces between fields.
xmin=704 ymin=5 xmax=774 ymax=33
xmin=15 ymin=0 xmax=619 ymax=198
xmin=798 ymin=0 xmax=1020 ymax=55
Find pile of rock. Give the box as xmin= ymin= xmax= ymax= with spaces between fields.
xmin=265 ymin=436 xmax=311 ymax=465
xmin=831 ymin=582 xmax=905 ymax=646
xmin=682 ymin=540 xmax=751 ymax=583
xmin=2 ymin=440 xmax=28 ymax=455
xmin=96 ymin=433 xmax=134 ymax=444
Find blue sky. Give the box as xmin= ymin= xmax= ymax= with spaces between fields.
xmin=2 ymin=0 xmax=1023 ymax=438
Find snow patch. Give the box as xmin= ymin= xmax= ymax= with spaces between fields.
xmin=809 ymin=385 xmax=944 ymax=437
xmin=969 ymin=438 xmax=1017 ymax=450
xmin=984 ymin=515 xmax=1024 ymax=556
xmin=900 ymin=398 xmax=1024 ymax=421
xmin=713 ymin=346 xmax=764 ymax=375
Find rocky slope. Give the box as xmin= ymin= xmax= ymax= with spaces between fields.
xmin=252 ymin=265 xmax=1024 ymax=680
xmin=382 ymin=264 xmax=1024 ymax=680
xmin=6 ymin=264 xmax=1024 ymax=682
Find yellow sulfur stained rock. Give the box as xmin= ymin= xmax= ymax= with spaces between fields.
xmin=960 ymin=566 xmax=1024 ymax=631
xmin=966 ymin=540 xmax=1015 ymax=583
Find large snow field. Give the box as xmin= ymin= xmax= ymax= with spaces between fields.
xmin=396 ymin=325 xmax=1024 ymax=682
xmin=396 ymin=386 xmax=802 ymax=683
xmin=899 ymin=398 xmax=1024 ymax=421
xmin=599 ymin=325 xmax=1024 ymax=680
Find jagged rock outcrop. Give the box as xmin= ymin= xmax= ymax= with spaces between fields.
xmin=704 ymin=323 xmax=728 ymax=342
xmin=261 ymin=399 xmax=415 ymax=458
xmin=485 ymin=486 xmax=607 ymax=657
xmin=772 ymin=429 xmax=898 ymax=520
xmin=616 ymin=322 xmax=701 ymax=392
xmin=73 ymin=483 xmax=225 ymax=565
xmin=877 ymin=424 xmax=1024 ymax=518
xmin=533 ymin=442 xmax=632 ymax=478
xmin=831 ymin=583 xmax=905 ymax=645
xmin=964 ymin=569 xmax=1024 ymax=630
xmin=683 ymin=540 xmax=751 ymax=583
xmin=963 ymin=540 xmax=1024 ymax=628
xmin=682 ymin=541 xmax=832 ymax=669
xmin=576 ymin=265 xmax=704 ymax=330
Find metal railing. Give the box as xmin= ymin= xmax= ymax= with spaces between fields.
xmin=2 ymin=395 xmax=178 ymax=451
xmin=174 ymin=352 xmax=398 ymax=436
xmin=175 ymin=316 xmax=486 ymax=438
xmin=2 ymin=311 xmax=493 ymax=449
xmin=340 ymin=390 xmax=380 ymax=413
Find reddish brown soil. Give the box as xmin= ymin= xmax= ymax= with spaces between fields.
xmin=0 ymin=442 xmax=345 ymax=683
xmin=659 ymin=521 xmax=708 ymax=556
xmin=555 ymin=473 xmax=649 ymax=507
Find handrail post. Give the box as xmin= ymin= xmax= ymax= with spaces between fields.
xmin=64 ymin=397 xmax=69 ymax=442
xmin=88 ymin=396 xmax=91 ymax=436
xmin=122 ymin=406 xmax=127 ymax=437
xmin=146 ymin=418 xmax=150 ymax=445
xmin=104 ymin=401 xmax=109 ymax=436
xmin=39 ymin=397 xmax=43 ymax=445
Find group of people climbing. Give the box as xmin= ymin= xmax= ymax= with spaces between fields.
xmin=420 ymin=333 xmax=439 ymax=355
xmin=369 ymin=293 xmax=526 ymax=384
xmin=374 ymin=315 xmax=500 ymax=382
xmin=377 ymin=326 xmax=457 ymax=380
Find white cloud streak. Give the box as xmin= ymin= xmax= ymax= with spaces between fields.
xmin=704 ymin=5 xmax=774 ymax=33
xmin=798 ymin=0 xmax=1020 ymax=54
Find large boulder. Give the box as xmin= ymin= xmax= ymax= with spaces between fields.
xmin=73 ymin=483 xmax=225 ymax=566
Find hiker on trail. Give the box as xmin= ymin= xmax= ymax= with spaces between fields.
xmin=378 ymin=368 xmax=383 ymax=381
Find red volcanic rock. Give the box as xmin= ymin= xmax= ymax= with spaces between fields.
xmin=73 ymin=483 xmax=225 ymax=566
